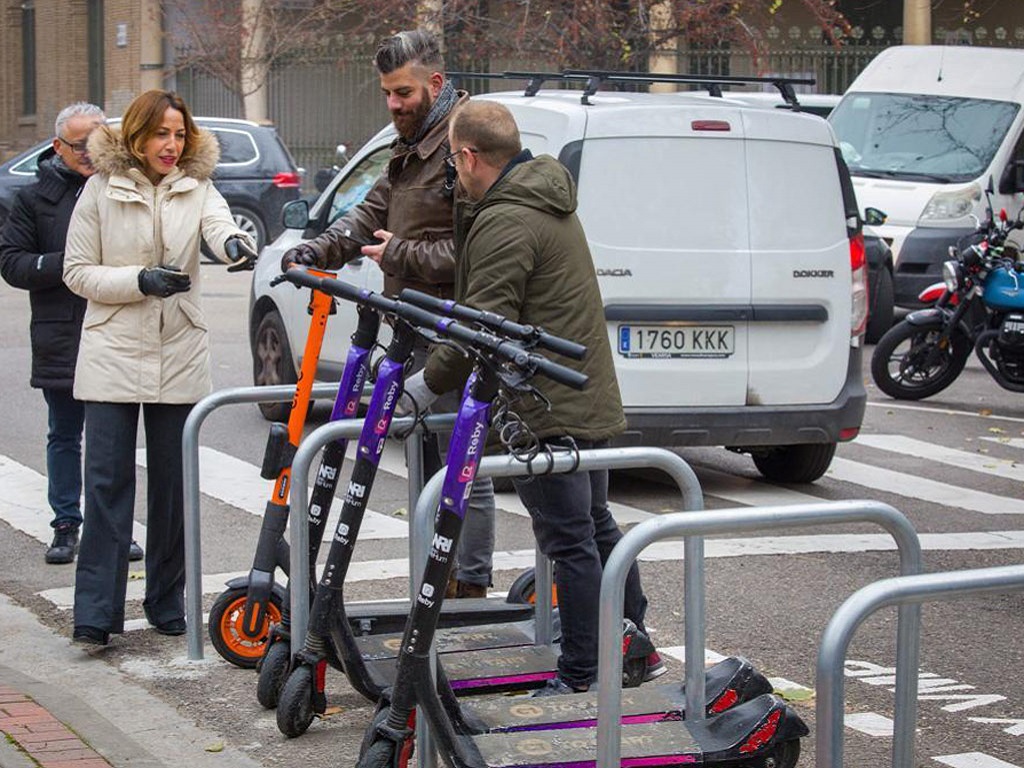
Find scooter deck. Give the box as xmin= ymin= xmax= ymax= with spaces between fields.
xmin=470 ymin=693 xmax=789 ymax=768
xmin=366 ymin=643 xmax=559 ymax=693
xmin=356 ymin=621 xmax=539 ymax=661
xmin=348 ymin=598 xmax=534 ymax=637
xmin=460 ymin=656 xmax=768 ymax=732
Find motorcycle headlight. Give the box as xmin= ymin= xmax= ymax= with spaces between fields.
xmin=942 ymin=259 xmax=963 ymax=292
xmin=920 ymin=183 xmax=982 ymax=221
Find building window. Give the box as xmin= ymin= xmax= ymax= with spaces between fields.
xmin=21 ymin=0 xmax=36 ymax=116
xmin=88 ymin=0 xmax=104 ymax=106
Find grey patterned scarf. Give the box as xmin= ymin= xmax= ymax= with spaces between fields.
xmin=404 ymin=78 xmax=458 ymax=147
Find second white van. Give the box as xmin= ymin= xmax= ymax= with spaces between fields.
xmin=829 ymin=44 xmax=1024 ymax=307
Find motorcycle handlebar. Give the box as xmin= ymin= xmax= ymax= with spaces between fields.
xmin=280 ymin=268 xmax=588 ymax=391
xmin=397 ymin=288 xmax=588 ymax=361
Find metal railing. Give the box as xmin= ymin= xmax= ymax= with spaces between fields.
xmin=182 ymin=382 xmax=344 ymax=660
xmin=594 ymin=501 xmax=922 ymax=768
xmin=408 ymin=446 xmax=704 ymax=768
xmin=817 ymin=564 xmax=1024 ymax=768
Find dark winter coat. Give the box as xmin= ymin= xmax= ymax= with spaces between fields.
xmin=307 ymin=93 xmax=469 ymax=300
xmin=0 ymin=150 xmax=88 ymax=390
xmin=424 ymin=152 xmax=627 ymax=442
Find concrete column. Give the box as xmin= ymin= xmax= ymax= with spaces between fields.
xmin=903 ymin=0 xmax=932 ymax=45
xmin=240 ymin=0 xmax=269 ymax=123
xmin=648 ymin=1 xmax=678 ymax=93
xmin=139 ymin=0 xmax=164 ymax=92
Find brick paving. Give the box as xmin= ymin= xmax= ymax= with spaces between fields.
xmin=0 ymin=685 xmax=111 ymax=767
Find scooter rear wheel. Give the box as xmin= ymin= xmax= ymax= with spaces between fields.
xmin=506 ymin=568 xmax=559 ymax=607
xmin=739 ymin=738 xmax=800 ymax=768
xmin=357 ymin=739 xmax=398 ymax=768
xmin=277 ymin=664 xmax=316 ymax=738
xmin=209 ymin=586 xmax=283 ymax=669
xmin=256 ymin=639 xmax=291 ymax=709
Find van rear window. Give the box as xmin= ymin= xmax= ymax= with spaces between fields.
xmin=830 ymin=92 xmax=1019 ymax=183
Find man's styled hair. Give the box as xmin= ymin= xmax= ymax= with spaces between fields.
xmin=373 ymin=28 xmax=444 ymax=75
xmin=450 ymin=101 xmax=522 ymax=169
xmin=54 ymin=102 xmax=105 ymax=138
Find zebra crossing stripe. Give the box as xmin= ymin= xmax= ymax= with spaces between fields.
xmin=827 ymin=457 xmax=1024 ymax=516
xmin=933 ymin=753 xmax=1023 ymax=768
xmin=856 ymin=435 xmax=1024 ymax=484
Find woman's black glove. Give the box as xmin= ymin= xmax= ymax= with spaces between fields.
xmin=280 ymin=243 xmax=319 ymax=273
xmin=225 ymin=236 xmax=258 ymax=272
xmin=138 ymin=266 xmax=191 ymax=297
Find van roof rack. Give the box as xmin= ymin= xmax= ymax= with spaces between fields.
xmin=447 ymin=70 xmax=816 ymax=106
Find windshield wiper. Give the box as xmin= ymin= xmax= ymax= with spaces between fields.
xmin=851 ymin=168 xmax=954 ymax=183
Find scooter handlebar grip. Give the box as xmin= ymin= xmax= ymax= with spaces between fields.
xmin=397 ymin=288 xmax=587 ymax=360
xmin=529 ymin=354 xmax=589 ymax=391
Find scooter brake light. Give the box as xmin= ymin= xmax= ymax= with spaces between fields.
xmin=709 ymin=688 xmax=739 ymax=714
xmin=739 ymin=709 xmax=781 ymax=754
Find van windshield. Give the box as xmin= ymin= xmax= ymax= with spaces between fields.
xmin=829 ymin=92 xmax=1019 ymax=183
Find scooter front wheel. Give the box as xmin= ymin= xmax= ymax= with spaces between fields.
xmin=209 ymin=586 xmax=283 ymax=668
xmin=276 ymin=664 xmax=316 ymax=738
xmin=356 ymin=738 xmax=404 ymax=768
xmin=255 ymin=639 xmax=291 ymax=709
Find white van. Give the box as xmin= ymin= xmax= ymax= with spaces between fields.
xmin=828 ymin=45 xmax=1024 ymax=307
xmin=251 ymin=76 xmax=867 ymax=483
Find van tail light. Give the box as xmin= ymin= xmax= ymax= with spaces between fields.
xmin=272 ymin=172 xmax=302 ymax=189
xmin=850 ymin=231 xmax=868 ymax=339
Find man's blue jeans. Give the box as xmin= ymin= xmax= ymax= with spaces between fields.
xmin=513 ymin=438 xmax=648 ymax=689
xmin=41 ymin=388 xmax=84 ymax=529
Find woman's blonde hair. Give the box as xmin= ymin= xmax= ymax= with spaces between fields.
xmin=120 ymin=90 xmax=200 ymax=167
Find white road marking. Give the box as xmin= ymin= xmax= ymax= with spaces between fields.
xmin=827 ymin=457 xmax=1024 ymax=515
xmin=659 ymin=646 xmax=726 ymax=665
xmin=0 ymin=455 xmax=146 ymax=544
xmin=138 ymin=447 xmax=409 ymax=539
xmin=968 ymin=717 xmax=1024 ymax=736
xmin=982 ymin=437 xmax=1024 ymax=451
xmin=934 ymin=753 xmax=1023 ymax=768
xmin=696 ymin=468 xmax=823 ymax=507
xmin=856 ymin=435 xmax=1024 ymax=483
xmin=867 ymin=400 xmax=1024 ymax=426
xmin=844 ymin=712 xmax=894 ymax=737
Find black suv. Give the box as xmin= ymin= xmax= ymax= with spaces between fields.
xmin=0 ymin=117 xmax=301 ymax=251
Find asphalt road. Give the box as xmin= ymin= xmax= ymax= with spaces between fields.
xmin=1 ymin=264 xmax=1023 ymax=768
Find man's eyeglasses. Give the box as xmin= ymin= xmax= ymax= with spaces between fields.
xmin=58 ymin=136 xmax=90 ymax=155
xmin=443 ymin=146 xmax=479 ymax=169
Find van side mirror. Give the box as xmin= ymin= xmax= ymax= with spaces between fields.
xmin=999 ymin=160 xmax=1024 ymax=195
xmin=863 ymin=207 xmax=887 ymax=227
xmin=282 ymin=199 xmax=310 ymax=230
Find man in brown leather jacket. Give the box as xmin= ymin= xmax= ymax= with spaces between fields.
xmin=281 ymin=29 xmax=494 ymax=598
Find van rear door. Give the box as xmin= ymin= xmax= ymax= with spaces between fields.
xmin=575 ymin=103 xmax=752 ymax=410
xmin=742 ymin=110 xmax=851 ymax=405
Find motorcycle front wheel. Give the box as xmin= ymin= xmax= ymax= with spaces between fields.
xmin=871 ymin=320 xmax=971 ymax=400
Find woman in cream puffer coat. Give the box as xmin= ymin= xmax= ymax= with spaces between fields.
xmin=63 ymin=90 xmax=255 ymax=646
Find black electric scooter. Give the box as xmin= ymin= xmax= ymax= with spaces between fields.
xmin=280 ymin=273 xmax=789 ymax=763
xmin=269 ymin=271 xmax=580 ymax=738
xmin=342 ymin=305 xmax=808 ymax=768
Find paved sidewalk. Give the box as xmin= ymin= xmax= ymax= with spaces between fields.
xmin=0 ymin=594 xmax=261 ymax=768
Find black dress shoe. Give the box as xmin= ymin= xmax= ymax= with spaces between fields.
xmin=73 ymin=625 xmax=109 ymax=646
xmin=153 ymin=618 xmax=186 ymax=636
xmin=45 ymin=524 xmax=79 ymax=565
xmin=128 ymin=540 xmax=144 ymax=562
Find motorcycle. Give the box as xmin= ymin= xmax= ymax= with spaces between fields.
xmin=871 ymin=191 xmax=1024 ymax=401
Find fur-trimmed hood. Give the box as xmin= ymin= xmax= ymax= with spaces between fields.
xmin=86 ymin=123 xmax=220 ymax=181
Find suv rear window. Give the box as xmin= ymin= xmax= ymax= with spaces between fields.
xmin=212 ymin=128 xmax=258 ymax=165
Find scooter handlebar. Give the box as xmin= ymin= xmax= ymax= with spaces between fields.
xmin=397 ymin=288 xmax=588 ymax=361
xmin=280 ymin=268 xmax=588 ymax=390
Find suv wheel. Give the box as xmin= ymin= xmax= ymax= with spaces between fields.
xmin=232 ymin=205 xmax=267 ymax=252
xmin=751 ymin=443 xmax=836 ymax=484
xmin=253 ymin=309 xmax=297 ymax=422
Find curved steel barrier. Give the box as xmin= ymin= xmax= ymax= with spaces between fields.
xmin=595 ymin=501 xmax=922 ymax=768
xmin=817 ymin=564 xmax=1024 ymax=768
